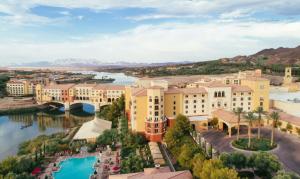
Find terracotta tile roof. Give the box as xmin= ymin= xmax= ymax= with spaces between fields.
xmin=231 ymin=85 xmax=253 ymax=92
xmin=270 ymin=109 xmax=300 ymax=126
xmin=243 ymin=77 xmax=269 ymax=81
xmin=44 ymin=83 xmax=75 ymax=90
xmin=74 ymin=83 xmax=97 ymax=88
xmin=109 ymin=167 xmax=192 ymax=179
xmin=93 ymin=84 xmax=125 ymax=90
xmin=179 ymin=87 xmax=207 ymax=94
xmin=165 ymin=88 xmax=182 ymax=94
xmin=212 ymin=109 xmax=247 ymax=124
xmin=132 ymin=88 xmax=147 ymax=97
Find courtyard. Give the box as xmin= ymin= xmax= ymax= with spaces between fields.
xmin=201 ymin=127 xmax=300 ymax=174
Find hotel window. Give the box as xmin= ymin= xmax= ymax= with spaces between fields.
xmin=185 ymin=111 xmax=188 ymax=114
xmin=233 ymin=93 xmax=236 ymax=95
xmin=155 ymin=129 xmax=159 ymax=133
xmin=202 ymin=94 xmax=205 ymax=97
xmin=185 ymin=100 xmax=188 ymax=104
xmin=224 ymin=103 xmax=227 ymax=107
xmin=241 ymin=92 xmax=244 ymax=96
xmin=248 ymin=97 xmax=251 ymax=100
xmin=233 ymin=98 xmax=236 ymax=101
xmin=155 ymin=124 xmax=159 ymax=128
xmin=194 ymin=110 xmax=196 ymax=113
xmin=212 ymin=104 xmax=214 ymax=107
xmin=260 ymin=102 xmax=264 ymax=106
xmin=149 ymin=98 xmax=152 ymax=102
xmin=241 ymin=97 xmax=243 ymax=101
xmin=194 ymin=105 xmax=196 ymax=108
xmin=248 ymin=102 xmax=251 ymax=105
xmin=202 ymin=105 xmax=204 ymax=108
xmin=185 ymin=95 xmax=188 ymax=98
xmin=155 ymin=106 xmax=159 ymax=110
xmin=214 ymin=92 xmax=217 ymax=97
xmin=202 ymin=99 xmax=205 ymax=103
xmin=248 ymin=92 xmax=251 ymax=95
xmin=155 ymin=98 xmax=159 ymax=104
xmin=248 ymin=107 xmax=251 ymax=110
xmin=173 ymin=112 xmax=176 ymax=115
xmin=173 ymin=106 xmax=176 ymax=110
xmin=173 ymin=101 xmax=176 ymax=105
xmin=202 ymin=110 xmax=204 ymax=113
xmin=194 ymin=95 xmax=197 ymax=97
xmin=194 ymin=100 xmax=197 ymax=103
xmin=155 ymin=111 xmax=159 ymax=116
xmin=233 ymin=103 xmax=236 ymax=106
xmin=217 ymin=102 xmax=221 ymax=107
xmin=222 ymin=91 xmax=225 ymax=97
xmin=185 ymin=105 xmax=188 ymax=109
xmin=241 ymin=103 xmax=243 ymax=106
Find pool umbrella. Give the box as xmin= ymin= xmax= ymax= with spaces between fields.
xmin=31 ymin=167 xmax=41 ymax=176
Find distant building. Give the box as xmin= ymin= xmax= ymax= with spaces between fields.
xmin=125 ymin=69 xmax=270 ymax=142
xmin=6 ymin=80 xmax=31 ymax=96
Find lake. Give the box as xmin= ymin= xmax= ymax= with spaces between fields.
xmin=0 ymin=72 xmax=136 ymax=161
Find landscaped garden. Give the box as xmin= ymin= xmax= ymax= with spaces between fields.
xmin=232 ymin=138 xmax=277 ymax=151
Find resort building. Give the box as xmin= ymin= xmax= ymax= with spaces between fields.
xmin=6 ymin=79 xmax=31 ymax=96
xmin=125 ymin=70 xmax=270 ymax=142
xmin=36 ymin=83 xmax=125 ymax=111
xmin=6 ymin=77 xmax=50 ymax=97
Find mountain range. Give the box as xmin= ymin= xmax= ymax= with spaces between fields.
xmin=9 ymin=45 xmax=300 ymax=68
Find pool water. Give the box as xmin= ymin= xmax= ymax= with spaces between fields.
xmin=53 ymin=156 xmax=97 ymax=179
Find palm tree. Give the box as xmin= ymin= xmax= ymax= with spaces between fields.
xmin=234 ymin=107 xmax=243 ymax=140
xmin=270 ymin=111 xmax=280 ymax=147
xmin=255 ymin=106 xmax=265 ymax=139
xmin=244 ymin=112 xmax=256 ymax=148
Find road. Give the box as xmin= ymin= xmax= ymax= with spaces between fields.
xmin=201 ymin=127 xmax=300 ymax=174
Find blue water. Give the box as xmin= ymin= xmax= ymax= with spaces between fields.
xmin=53 ymin=156 xmax=97 ymax=179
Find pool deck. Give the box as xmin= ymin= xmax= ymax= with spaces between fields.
xmin=38 ymin=147 xmax=121 ymax=179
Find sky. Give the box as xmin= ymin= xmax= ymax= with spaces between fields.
xmin=1 ymin=0 xmax=300 ymax=65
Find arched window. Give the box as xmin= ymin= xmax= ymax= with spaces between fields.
xmin=222 ymin=91 xmax=225 ymax=97
xmin=218 ymin=91 xmax=221 ymax=97
xmin=214 ymin=92 xmax=218 ymax=97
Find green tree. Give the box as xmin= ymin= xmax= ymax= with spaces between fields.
xmin=248 ymin=152 xmax=281 ymax=178
xmin=270 ymin=111 xmax=280 ymax=146
xmin=255 ymin=107 xmax=265 ymax=139
xmin=178 ymin=144 xmax=200 ymax=169
xmin=121 ymin=153 xmax=145 ymax=173
xmin=0 ymin=157 xmax=18 ymax=176
xmin=96 ymin=129 xmax=119 ymax=148
xmin=244 ymin=112 xmax=256 ymax=148
xmin=296 ymin=127 xmax=300 ymax=137
xmin=174 ymin=114 xmax=192 ymax=136
xmin=273 ymin=170 xmax=300 ymax=179
xmin=191 ymin=153 xmax=206 ymax=178
xmin=220 ymin=152 xmax=247 ymax=170
xmin=199 ymin=159 xmax=239 ymax=179
xmin=286 ymin=123 xmax=293 ymax=133
xmin=234 ymin=107 xmax=243 ymax=140
xmin=210 ymin=117 xmax=218 ymax=128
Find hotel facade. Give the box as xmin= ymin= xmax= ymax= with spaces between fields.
xmin=125 ymin=70 xmax=270 ymax=142
xmin=36 ymin=83 xmax=125 ymax=111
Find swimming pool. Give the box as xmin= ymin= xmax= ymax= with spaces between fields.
xmin=53 ymin=156 xmax=97 ymax=179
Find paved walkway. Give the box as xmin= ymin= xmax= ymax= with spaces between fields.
xmin=201 ymin=128 xmax=300 ymax=174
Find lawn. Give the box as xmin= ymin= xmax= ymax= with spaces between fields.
xmin=232 ymin=138 xmax=276 ymax=151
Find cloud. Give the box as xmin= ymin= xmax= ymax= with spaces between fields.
xmin=1 ymin=0 xmax=300 ymax=25
xmin=1 ymin=20 xmax=300 ymax=65
xmin=59 ymin=11 xmax=70 ymax=16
